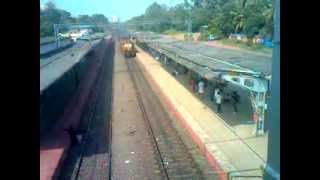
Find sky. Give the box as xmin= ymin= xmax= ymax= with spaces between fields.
xmin=40 ymin=0 xmax=184 ymax=21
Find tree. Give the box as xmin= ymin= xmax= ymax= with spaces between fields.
xmin=91 ymin=14 xmax=109 ymax=25
xmin=40 ymin=2 xmax=60 ymax=37
xmin=191 ymin=7 xmax=210 ymax=31
xmin=143 ymin=2 xmax=170 ymax=32
xmin=208 ymin=17 xmax=224 ymax=36
xmin=168 ymin=4 xmax=188 ymax=31
xmin=40 ymin=2 xmax=74 ymax=36
xmin=243 ymin=13 xmax=265 ymax=38
xmin=125 ymin=0 xmax=274 ymax=39
xmin=206 ymin=0 xmax=274 ymax=39
xmin=145 ymin=3 xmax=166 ymax=18
xmin=243 ymin=3 xmax=266 ymax=38
xmin=208 ymin=1 xmax=237 ymax=37
xmin=260 ymin=0 xmax=274 ymax=38
xmin=125 ymin=15 xmax=145 ymax=31
xmin=192 ymin=0 xmax=203 ymax=8
xmin=40 ymin=2 xmax=109 ymax=37
xmin=78 ymin=15 xmax=92 ymax=24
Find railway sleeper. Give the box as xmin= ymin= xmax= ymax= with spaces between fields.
xmin=169 ymin=173 xmax=202 ymax=180
xmin=160 ymin=146 xmax=190 ymax=153
xmin=165 ymin=161 xmax=198 ymax=169
xmin=161 ymin=153 xmax=193 ymax=161
xmin=166 ymin=167 xmax=198 ymax=176
xmin=155 ymin=141 xmax=186 ymax=151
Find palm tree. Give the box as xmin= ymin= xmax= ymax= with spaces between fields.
xmin=231 ymin=0 xmax=247 ymax=33
xmin=231 ymin=11 xmax=244 ymax=33
xmin=261 ymin=0 xmax=274 ymax=38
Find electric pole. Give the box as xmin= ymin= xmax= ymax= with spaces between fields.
xmin=263 ymin=0 xmax=280 ymax=179
xmin=187 ymin=17 xmax=192 ymax=41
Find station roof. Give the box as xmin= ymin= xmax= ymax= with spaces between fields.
xmin=40 ymin=40 xmax=100 ymax=94
xmin=137 ymin=33 xmax=272 ymax=78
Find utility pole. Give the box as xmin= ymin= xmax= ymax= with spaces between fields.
xmin=263 ymin=0 xmax=280 ymax=179
xmin=182 ymin=0 xmax=192 ymax=41
xmin=187 ymin=17 xmax=192 ymax=41
xmin=185 ymin=4 xmax=192 ymax=42
xmin=54 ymin=24 xmax=62 ymax=48
xmin=53 ymin=24 xmax=58 ymax=48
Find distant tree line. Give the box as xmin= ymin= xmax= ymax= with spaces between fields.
xmin=126 ymin=0 xmax=274 ymax=39
xmin=40 ymin=2 xmax=109 ymax=37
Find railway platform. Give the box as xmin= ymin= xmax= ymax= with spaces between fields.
xmin=40 ymin=131 xmax=70 ymax=180
xmin=135 ymin=46 xmax=267 ymax=179
xmin=40 ymin=38 xmax=113 ymax=180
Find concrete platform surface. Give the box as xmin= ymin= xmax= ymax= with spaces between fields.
xmin=40 ymin=131 xmax=70 ymax=180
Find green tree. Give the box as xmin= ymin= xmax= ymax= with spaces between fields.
xmin=243 ymin=2 xmax=266 ymax=38
xmin=207 ymin=0 xmax=274 ymax=39
xmin=144 ymin=2 xmax=170 ymax=32
xmin=208 ymin=1 xmax=237 ymax=37
xmin=125 ymin=0 xmax=274 ymax=40
xmin=40 ymin=2 xmax=60 ymax=37
xmin=191 ymin=7 xmax=210 ymax=31
xmin=125 ymin=15 xmax=145 ymax=31
xmin=78 ymin=15 xmax=92 ymax=24
xmin=40 ymin=2 xmax=111 ymax=37
xmin=192 ymin=0 xmax=203 ymax=8
xmin=40 ymin=2 xmax=75 ymax=36
xmin=260 ymin=0 xmax=274 ymax=38
xmin=168 ymin=4 xmax=188 ymax=31
xmin=91 ymin=14 xmax=109 ymax=25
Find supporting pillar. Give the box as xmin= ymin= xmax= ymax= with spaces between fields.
xmin=250 ymin=91 xmax=267 ymax=136
xmin=54 ymin=24 xmax=58 ymax=48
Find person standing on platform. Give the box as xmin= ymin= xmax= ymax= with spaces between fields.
xmin=224 ymin=93 xmax=231 ymax=103
xmin=214 ymin=88 xmax=220 ymax=101
xmin=231 ymin=91 xmax=240 ymax=114
xmin=198 ymin=80 xmax=205 ymax=97
xmin=210 ymin=87 xmax=215 ymax=102
xmin=216 ymin=91 xmax=222 ymax=113
xmin=190 ymin=79 xmax=196 ymax=92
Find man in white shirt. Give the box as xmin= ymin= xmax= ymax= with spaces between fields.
xmin=198 ymin=80 xmax=205 ymax=95
xmin=215 ymin=91 xmax=222 ymax=113
xmin=214 ymin=88 xmax=220 ymax=101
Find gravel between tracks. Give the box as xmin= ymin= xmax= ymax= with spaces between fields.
xmin=126 ymin=58 xmax=205 ymax=180
xmin=111 ymin=40 xmax=163 ymax=180
xmin=112 ymin=35 xmax=212 ymax=179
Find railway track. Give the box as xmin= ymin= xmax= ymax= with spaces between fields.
xmin=58 ymin=39 xmax=114 ymax=180
xmin=73 ymin=74 xmax=101 ymax=180
xmin=74 ymin=41 xmax=114 ymax=180
xmin=124 ymin=55 xmax=204 ymax=180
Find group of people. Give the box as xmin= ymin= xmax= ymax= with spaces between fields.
xmin=190 ymin=78 xmax=240 ymax=114
xmin=172 ymin=66 xmax=188 ymax=76
xmin=211 ymin=87 xmax=240 ymax=114
xmin=190 ymin=79 xmax=205 ymax=94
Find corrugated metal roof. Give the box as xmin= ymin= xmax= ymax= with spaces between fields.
xmin=137 ymin=33 xmax=272 ymax=76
